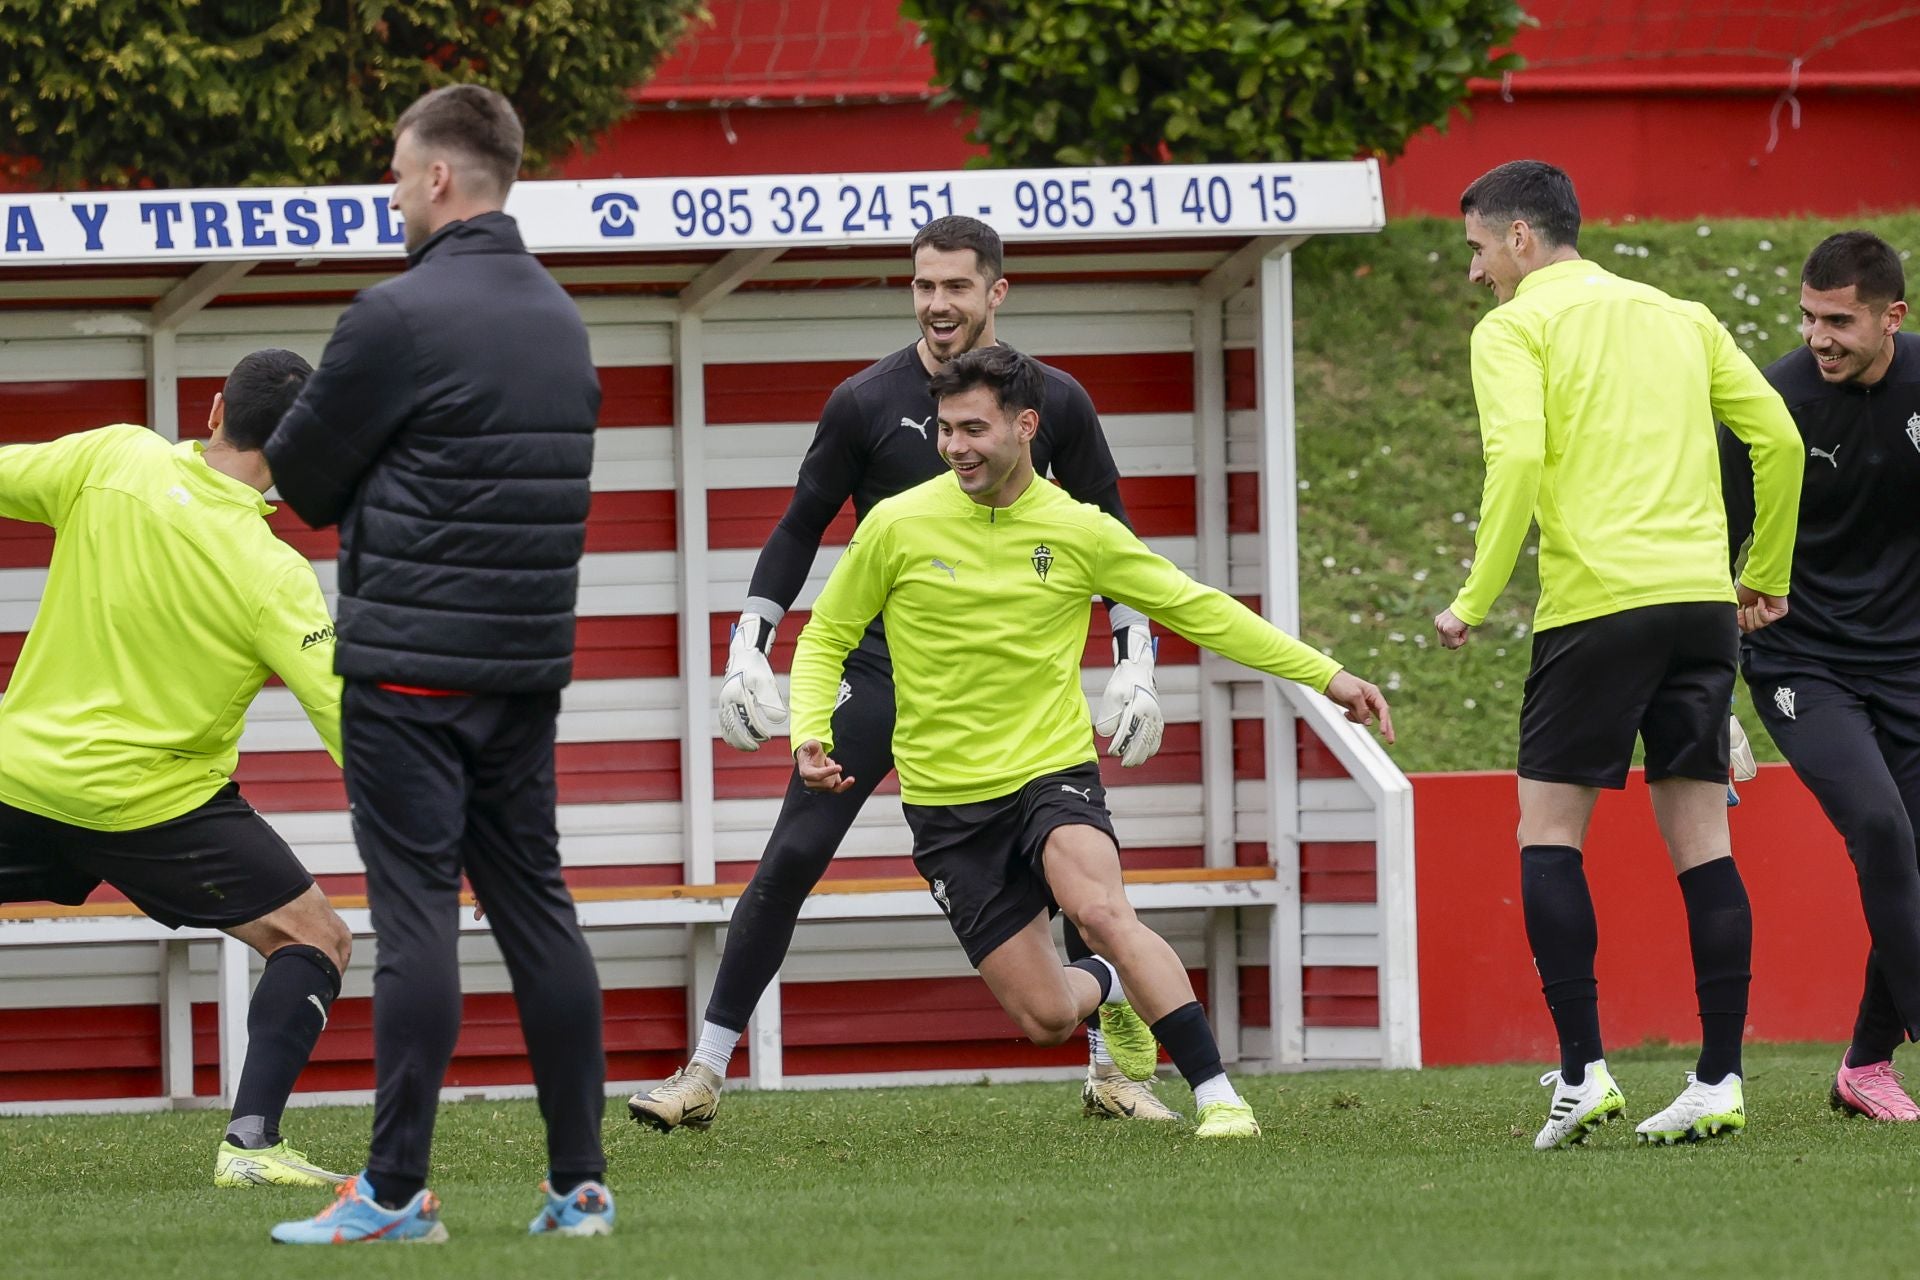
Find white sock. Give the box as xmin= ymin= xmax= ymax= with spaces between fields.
xmin=1193 ymin=1072 xmax=1240 ymax=1109
xmin=690 ymin=1020 xmax=739 ymax=1076
xmin=1088 ymin=955 xmax=1126 ymax=1005
xmin=1087 ymin=1026 xmax=1113 ymax=1068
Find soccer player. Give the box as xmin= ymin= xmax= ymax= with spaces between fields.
xmin=266 ymin=86 xmax=610 ymax=1244
xmin=787 ymin=344 xmax=1394 ymax=1138
xmin=1721 ymin=231 xmax=1920 ymax=1120
xmin=630 ymin=216 xmax=1177 ymax=1131
xmin=0 ymin=349 xmax=351 ymax=1188
xmin=1435 ymin=160 xmax=1803 ymax=1149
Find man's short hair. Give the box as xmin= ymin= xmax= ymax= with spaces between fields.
xmin=910 ymin=216 xmax=1004 ymax=283
xmin=927 ymin=344 xmax=1044 ymax=419
xmin=222 ymin=349 xmax=313 ymax=451
xmin=394 ymin=84 xmax=524 ymax=194
xmin=1803 ymin=230 xmax=1905 ymax=307
xmin=1460 ymin=160 xmax=1582 ymax=251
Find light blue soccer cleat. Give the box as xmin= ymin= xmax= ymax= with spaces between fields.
xmin=528 ymin=1178 xmax=616 ymax=1237
xmin=270 ymin=1171 xmax=449 ymax=1245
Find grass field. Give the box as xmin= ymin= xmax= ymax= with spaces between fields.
xmin=1289 ymin=214 xmax=1920 ymax=772
xmin=4 ymin=1041 xmax=1914 ymax=1278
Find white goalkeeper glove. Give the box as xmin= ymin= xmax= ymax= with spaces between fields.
xmin=1094 ymin=624 xmax=1164 ymax=767
xmin=1729 ymin=712 xmax=1757 ymax=783
xmin=717 ymin=612 xmax=788 ymax=752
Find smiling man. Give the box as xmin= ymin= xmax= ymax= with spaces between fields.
xmin=632 ymin=217 xmax=1180 ymax=1134
xmin=788 ymin=345 xmax=1394 ymax=1139
xmin=1436 ymin=159 xmax=1803 ymax=1151
xmin=1721 ymin=231 xmax=1920 ymax=1122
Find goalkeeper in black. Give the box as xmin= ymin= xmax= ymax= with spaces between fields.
xmin=630 ymin=217 xmax=1177 ymax=1130
xmin=1722 ymin=230 xmax=1920 ymax=1122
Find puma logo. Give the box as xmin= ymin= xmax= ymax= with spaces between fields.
xmin=1809 ymin=443 xmax=1843 ymax=468
xmin=1059 ymin=784 xmax=1094 ymax=802
xmin=931 ymin=558 xmax=960 ymax=580
xmin=901 ymin=415 xmax=932 ymax=438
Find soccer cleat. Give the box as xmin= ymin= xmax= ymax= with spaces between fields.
xmin=1636 ymin=1072 xmax=1746 ymax=1144
xmin=528 ymin=1178 xmax=616 ymax=1237
xmin=1533 ymin=1060 xmax=1626 ymax=1150
xmin=1193 ymin=1099 xmax=1261 ymax=1138
xmin=270 ymin=1172 xmax=449 ymax=1245
xmin=1831 ymin=1057 xmax=1920 ymax=1122
xmin=1082 ymin=1066 xmax=1182 ymax=1121
xmin=216 ymin=1138 xmax=349 ymax=1188
xmin=1098 ymin=1001 xmax=1160 ymax=1082
xmin=628 ymin=1062 xmax=723 ymax=1132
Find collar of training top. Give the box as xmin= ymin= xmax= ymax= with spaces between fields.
xmin=405 ymin=210 xmax=524 ymax=269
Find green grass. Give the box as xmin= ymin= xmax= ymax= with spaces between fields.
xmin=1289 ymin=213 xmax=1920 ymax=771
xmin=3 ymin=1042 xmax=1914 ymax=1277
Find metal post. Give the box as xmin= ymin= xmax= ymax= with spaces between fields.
xmin=216 ymin=935 xmax=251 ymax=1104
xmin=1257 ymin=248 xmax=1306 ymax=1065
xmin=159 ymin=939 xmax=195 ymax=1103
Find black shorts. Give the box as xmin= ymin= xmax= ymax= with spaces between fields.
xmin=901 ymin=762 xmax=1118 ymax=967
xmin=1518 ymin=601 xmax=1736 ymax=789
xmin=0 ymin=782 xmax=313 ymax=929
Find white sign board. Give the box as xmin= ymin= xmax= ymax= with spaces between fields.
xmin=0 ymin=162 xmax=1384 ymax=266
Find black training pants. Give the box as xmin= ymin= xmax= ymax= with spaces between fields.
xmin=344 ymin=682 xmax=605 ymax=1185
xmin=1748 ymin=658 xmax=1920 ymax=1052
xmin=704 ymin=644 xmax=1096 ymax=1032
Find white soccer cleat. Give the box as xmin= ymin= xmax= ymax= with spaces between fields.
xmin=1636 ymin=1072 xmax=1746 ymax=1144
xmin=627 ymin=1063 xmax=723 ymax=1133
xmin=1082 ymin=1066 xmax=1182 ymax=1121
xmin=1533 ymin=1059 xmax=1626 ymax=1150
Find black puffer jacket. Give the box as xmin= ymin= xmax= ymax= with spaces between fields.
xmin=266 ymin=213 xmax=599 ymax=693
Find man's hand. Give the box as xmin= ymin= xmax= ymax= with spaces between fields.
xmin=1434 ymin=607 xmax=1472 ymax=650
xmin=717 ymin=613 xmax=788 ymax=751
xmin=795 ymin=739 xmax=854 ymax=793
xmin=1094 ymin=624 xmax=1164 ymax=767
xmin=1736 ymin=585 xmax=1789 ymax=634
xmin=1324 ymin=671 xmax=1395 ymax=744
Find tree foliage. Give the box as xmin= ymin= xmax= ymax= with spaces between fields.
xmin=0 ymin=1 xmax=706 ymax=189
xmin=898 ymin=0 xmax=1528 ymax=166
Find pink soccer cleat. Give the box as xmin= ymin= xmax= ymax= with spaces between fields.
xmin=1832 ymin=1057 xmax=1920 ymax=1122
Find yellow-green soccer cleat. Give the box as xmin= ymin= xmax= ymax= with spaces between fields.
xmin=1083 ymin=1066 xmax=1182 ymax=1121
xmin=1636 ymin=1072 xmax=1746 ymax=1145
xmin=1194 ymin=1099 xmax=1261 ymax=1138
xmin=1097 ymin=1001 xmax=1160 ymax=1082
xmin=627 ymin=1062 xmax=723 ymax=1133
xmin=215 ymin=1139 xmax=349 ymax=1188
xmin=1534 ymin=1060 xmax=1627 ymax=1150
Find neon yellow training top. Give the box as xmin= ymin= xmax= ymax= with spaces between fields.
xmin=0 ymin=425 xmax=342 ymax=831
xmin=790 ymin=471 xmax=1342 ymax=805
xmin=1449 ymin=258 xmax=1803 ymax=631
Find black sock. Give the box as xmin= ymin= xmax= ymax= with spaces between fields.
xmin=1149 ymin=1002 xmax=1222 ymax=1089
xmin=225 ymin=943 xmax=340 ymax=1150
xmin=1679 ymin=857 xmax=1751 ymax=1085
xmin=367 ymin=1169 xmax=425 ymax=1210
xmin=549 ymin=1168 xmax=606 ymax=1197
xmin=1521 ymin=845 xmax=1603 ymax=1085
xmin=1067 ymin=956 xmax=1114 ymax=1006
xmin=1063 ymin=918 xmax=1100 ymax=1033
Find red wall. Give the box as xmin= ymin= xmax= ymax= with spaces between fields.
xmin=1415 ymin=762 xmax=1868 ymax=1066
xmin=558 ymin=0 xmax=1920 ymax=220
